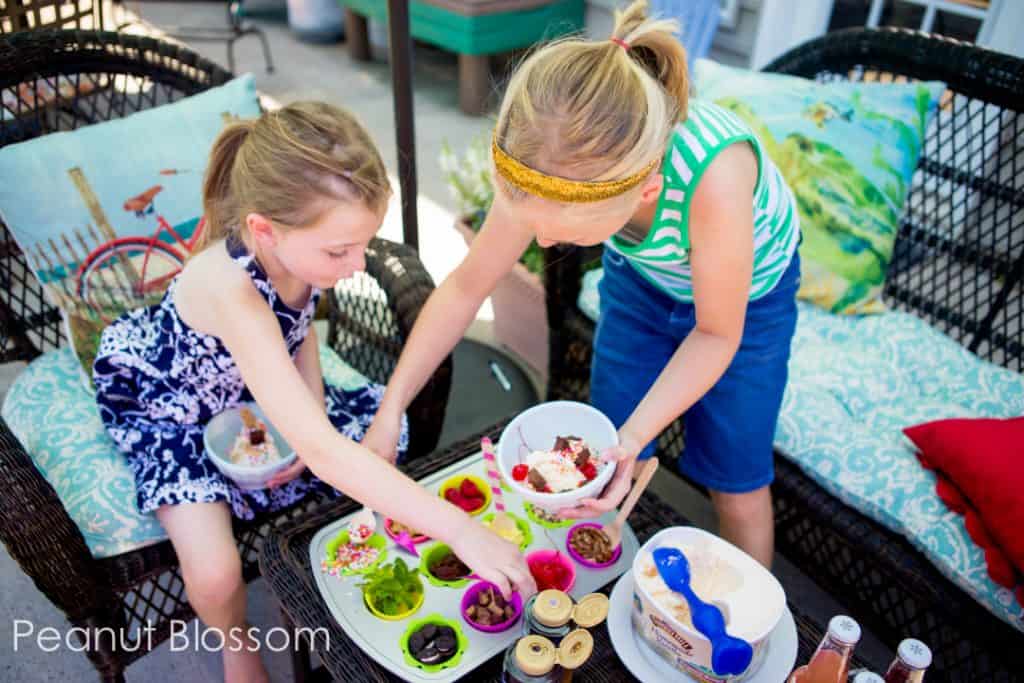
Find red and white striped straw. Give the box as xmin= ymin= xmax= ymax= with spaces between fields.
xmin=480 ymin=437 xmax=506 ymax=514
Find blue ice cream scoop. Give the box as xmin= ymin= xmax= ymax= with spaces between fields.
xmin=652 ymin=547 xmax=753 ymax=676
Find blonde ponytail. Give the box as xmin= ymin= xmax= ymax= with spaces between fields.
xmin=612 ymin=0 xmax=689 ymax=121
xmin=495 ymin=0 xmax=688 ymax=201
xmin=197 ymin=120 xmax=253 ymax=253
xmin=195 ymin=101 xmax=390 ymax=256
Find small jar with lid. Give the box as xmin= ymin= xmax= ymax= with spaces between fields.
xmin=501 ymin=635 xmax=560 ymax=683
xmin=522 ymin=590 xmax=610 ymax=645
xmin=522 ymin=590 xmax=574 ymax=645
xmin=501 ymin=630 xmax=595 ymax=683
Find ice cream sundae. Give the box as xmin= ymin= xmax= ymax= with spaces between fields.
xmin=512 ymin=436 xmax=601 ymax=493
xmin=229 ymin=407 xmax=281 ymax=466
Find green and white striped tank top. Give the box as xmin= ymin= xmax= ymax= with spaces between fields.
xmin=607 ymin=100 xmax=800 ymax=302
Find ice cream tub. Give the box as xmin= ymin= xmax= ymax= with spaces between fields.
xmin=630 ymin=527 xmax=785 ymax=682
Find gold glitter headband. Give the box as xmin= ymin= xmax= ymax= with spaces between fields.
xmin=491 ymin=136 xmax=659 ymax=203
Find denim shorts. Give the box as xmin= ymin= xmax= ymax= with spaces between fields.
xmin=590 ymin=249 xmax=800 ymax=493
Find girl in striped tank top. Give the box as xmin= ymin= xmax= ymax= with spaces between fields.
xmin=364 ymin=0 xmax=800 ymax=567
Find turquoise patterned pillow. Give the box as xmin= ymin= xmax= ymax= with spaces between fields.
xmin=0 ymin=75 xmax=261 ymax=381
xmin=1 ymin=345 xmax=368 ymax=559
xmin=693 ymin=59 xmax=945 ymax=314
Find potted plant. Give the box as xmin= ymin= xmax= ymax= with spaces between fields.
xmin=440 ymin=136 xmax=548 ymax=377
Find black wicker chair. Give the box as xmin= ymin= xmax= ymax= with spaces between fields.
xmin=0 ymin=30 xmax=451 ymax=682
xmin=544 ymin=28 xmax=1023 ymax=681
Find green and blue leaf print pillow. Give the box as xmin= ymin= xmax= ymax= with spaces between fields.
xmin=693 ymin=59 xmax=945 ymax=314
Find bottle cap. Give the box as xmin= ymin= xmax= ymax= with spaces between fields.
xmin=557 ymin=629 xmax=594 ymax=670
xmin=827 ymin=615 xmax=862 ymax=645
xmin=852 ymin=673 xmax=885 ymax=683
xmin=572 ymin=593 xmax=610 ymax=628
xmin=897 ymin=638 xmax=932 ymax=669
xmin=532 ymin=589 xmax=574 ymax=627
xmin=515 ymin=635 xmax=556 ymax=676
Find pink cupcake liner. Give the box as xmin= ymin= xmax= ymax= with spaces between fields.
xmin=526 ymin=549 xmax=577 ymax=593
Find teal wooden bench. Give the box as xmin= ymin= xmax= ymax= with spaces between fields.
xmin=338 ymin=0 xmax=584 ymax=114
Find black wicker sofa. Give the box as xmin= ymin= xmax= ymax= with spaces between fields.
xmin=544 ymin=28 xmax=1023 ymax=682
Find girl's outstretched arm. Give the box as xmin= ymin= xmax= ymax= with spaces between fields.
xmin=265 ymin=327 xmax=323 ymax=487
xmin=205 ymin=275 xmax=536 ymax=598
xmin=363 ymin=199 xmax=535 ymax=461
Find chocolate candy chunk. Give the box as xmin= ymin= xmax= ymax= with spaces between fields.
xmin=553 ymin=436 xmax=570 ymax=451
xmin=527 ymin=468 xmax=547 ymax=491
xmin=249 ymin=429 xmax=265 ymax=446
xmin=420 ymin=624 xmax=437 ymax=641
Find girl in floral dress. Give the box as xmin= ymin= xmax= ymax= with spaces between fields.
xmin=93 ymin=102 xmax=535 ymax=682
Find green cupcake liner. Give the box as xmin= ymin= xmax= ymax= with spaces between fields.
xmin=523 ymin=502 xmax=574 ymax=529
xmin=420 ymin=543 xmax=473 ymax=589
xmin=400 ymin=614 xmax=468 ymax=673
xmin=481 ymin=512 xmax=533 ymax=551
xmin=324 ymin=530 xmax=387 ymax=576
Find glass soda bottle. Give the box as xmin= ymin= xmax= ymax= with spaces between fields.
xmin=884 ymin=638 xmax=932 ymax=683
xmin=787 ymin=615 xmax=862 ymax=683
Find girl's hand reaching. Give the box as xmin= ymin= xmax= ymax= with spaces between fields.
xmin=362 ymin=409 xmax=403 ymax=465
xmin=449 ymin=519 xmax=537 ymax=602
xmin=555 ymin=444 xmax=635 ymax=519
xmin=266 ymin=457 xmax=307 ymax=488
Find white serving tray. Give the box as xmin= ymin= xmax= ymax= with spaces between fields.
xmin=309 ymin=451 xmax=640 ymax=683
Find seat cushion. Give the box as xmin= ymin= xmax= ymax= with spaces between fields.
xmin=1 ymin=345 xmax=369 ymax=559
xmin=777 ymin=302 xmax=1024 ymax=631
xmin=578 ymin=277 xmax=1024 ymax=630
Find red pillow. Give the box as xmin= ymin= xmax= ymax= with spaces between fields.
xmin=904 ymin=417 xmax=1024 ymax=583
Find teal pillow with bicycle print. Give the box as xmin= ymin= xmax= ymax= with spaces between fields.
xmin=0 ymin=74 xmax=261 ymax=383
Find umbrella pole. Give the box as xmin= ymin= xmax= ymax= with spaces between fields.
xmin=387 ymin=0 xmax=419 ymax=250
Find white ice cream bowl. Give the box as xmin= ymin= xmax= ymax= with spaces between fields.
xmin=204 ymin=403 xmax=297 ymax=490
xmin=496 ymin=401 xmax=618 ymax=513
xmin=631 ymin=526 xmax=785 ymax=682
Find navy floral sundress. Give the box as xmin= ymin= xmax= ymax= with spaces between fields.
xmin=92 ymin=235 xmax=408 ymax=520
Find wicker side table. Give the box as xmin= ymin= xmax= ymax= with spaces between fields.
xmin=259 ymin=420 xmax=869 ymax=681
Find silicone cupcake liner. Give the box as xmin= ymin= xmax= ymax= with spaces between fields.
xmin=323 ymin=530 xmax=388 ymax=576
xmin=364 ymin=585 xmax=425 ymax=621
xmin=523 ymin=501 xmax=574 ymax=529
xmin=420 ymin=542 xmax=474 ymax=589
xmin=460 ymin=581 xmax=523 ymax=634
xmin=384 ymin=518 xmax=431 ymax=544
xmin=438 ymin=474 xmax=492 ymax=516
xmin=400 ymin=614 xmax=469 ymax=673
xmin=481 ymin=512 xmax=533 ymax=551
xmin=566 ymin=522 xmax=622 ymax=569
xmin=526 ymin=549 xmax=577 ymax=593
